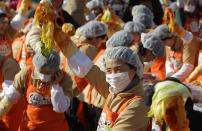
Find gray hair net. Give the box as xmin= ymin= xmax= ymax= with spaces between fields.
xmin=86 ymin=0 xmax=103 ymax=10
xmin=142 ymin=34 xmax=165 ymax=57
xmin=133 ymin=14 xmax=153 ymax=29
xmin=132 ymin=5 xmax=154 ymax=19
xmin=103 ymin=47 xmax=143 ymax=78
xmin=106 ymin=30 xmax=133 ymax=48
xmin=124 ymin=21 xmax=146 ymax=33
xmin=76 ymin=20 xmax=108 ymax=38
xmin=32 ymin=51 xmax=60 ymax=71
xmin=153 ymin=24 xmax=173 ymax=40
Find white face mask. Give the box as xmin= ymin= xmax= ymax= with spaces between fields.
xmin=184 ymin=5 xmax=196 ymax=13
xmin=111 ymin=4 xmax=123 ymax=11
xmin=37 ymin=72 xmax=52 ymax=82
xmin=106 ymin=72 xmax=131 ymax=94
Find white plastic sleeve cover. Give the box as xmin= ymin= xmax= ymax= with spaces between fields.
xmin=172 ymin=63 xmax=194 ymax=81
xmin=182 ymin=31 xmax=193 ymax=44
xmin=68 ymin=51 xmax=93 ymax=78
xmin=10 ymin=14 xmax=27 ymax=31
xmin=25 ymin=27 xmax=42 ymax=53
xmin=165 ymin=60 xmax=175 ymax=77
xmin=51 ymin=84 xmax=70 ymax=113
xmin=3 ymin=80 xmax=21 ymax=103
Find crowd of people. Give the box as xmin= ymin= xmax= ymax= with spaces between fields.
xmin=0 ymin=0 xmax=201 ymax=131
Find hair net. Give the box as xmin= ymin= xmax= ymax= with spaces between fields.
xmin=132 ymin=5 xmax=154 ymax=19
xmin=76 ymin=20 xmax=108 ymax=38
xmin=153 ymin=24 xmax=173 ymax=40
xmin=32 ymin=51 xmax=60 ymax=72
xmin=133 ymin=14 xmax=153 ymax=29
xmin=106 ymin=30 xmax=133 ymax=48
xmin=124 ymin=21 xmax=146 ymax=33
xmin=142 ymin=34 xmax=165 ymax=57
xmin=103 ymin=47 xmax=143 ymax=78
xmin=86 ymin=0 xmax=103 ymax=10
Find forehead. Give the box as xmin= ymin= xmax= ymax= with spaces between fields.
xmin=105 ymin=58 xmax=127 ymax=68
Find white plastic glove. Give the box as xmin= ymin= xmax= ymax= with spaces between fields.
xmin=2 ymin=80 xmax=21 ymax=103
xmin=10 ymin=14 xmax=27 ymax=31
xmin=51 ymin=84 xmax=70 ymax=113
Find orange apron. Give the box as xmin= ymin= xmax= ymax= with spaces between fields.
xmin=97 ymin=94 xmax=142 ymax=131
xmin=13 ymin=34 xmax=33 ymax=68
xmin=0 ymin=57 xmax=25 ymax=131
xmin=167 ymin=48 xmax=183 ymax=73
xmin=149 ymin=57 xmax=166 ymax=80
xmin=18 ymin=69 xmax=68 ymax=131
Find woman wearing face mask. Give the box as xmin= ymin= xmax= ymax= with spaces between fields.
xmin=75 ymin=30 xmax=134 ymax=130
xmin=0 ymin=51 xmax=73 ymax=131
xmin=54 ymin=28 xmax=150 ymax=131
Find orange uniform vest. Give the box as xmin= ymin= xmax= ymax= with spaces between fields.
xmin=0 ymin=57 xmax=24 ymax=131
xmin=18 ymin=68 xmax=68 ymax=131
xmin=149 ymin=57 xmax=166 ymax=80
xmin=0 ymin=34 xmax=13 ymax=58
xmin=167 ymin=48 xmax=183 ymax=73
xmin=97 ymin=94 xmax=142 ymax=131
xmin=13 ymin=35 xmax=33 ymax=68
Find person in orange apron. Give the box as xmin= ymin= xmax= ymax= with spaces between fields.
xmin=0 ymin=51 xmax=73 ymax=131
xmin=0 ymin=1 xmax=29 ymax=58
xmin=0 ymin=55 xmax=23 ymax=131
xmin=140 ymin=34 xmax=166 ymax=82
xmin=153 ymin=24 xmax=201 ymax=81
xmin=54 ymin=27 xmax=149 ymax=130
